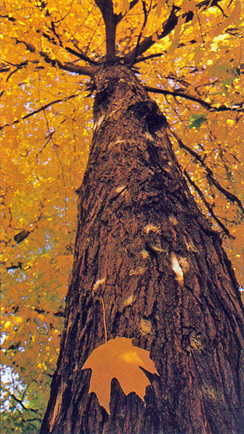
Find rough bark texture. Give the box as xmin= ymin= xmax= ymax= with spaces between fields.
xmin=41 ymin=62 xmax=244 ymax=434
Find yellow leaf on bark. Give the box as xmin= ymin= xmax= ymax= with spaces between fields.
xmin=83 ymin=337 xmax=158 ymax=413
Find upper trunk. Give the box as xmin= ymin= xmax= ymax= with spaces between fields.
xmin=41 ymin=62 xmax=244 ymax=434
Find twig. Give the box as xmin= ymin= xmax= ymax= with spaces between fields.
xmin=10 ymin=394 xmax=40 ymax=415
xmin=169 ymin=129 xmax=244 ymax=213
xmin=0 ymin=94 xmax=79 ymax=130
xmin=15 ymin=40 xmax=95 ymax=76
xmin=134 ymin=52 xmax=164 ymax=63
xmin=132 ymin=1 xmax=149 ymax=65
xmin=125 ymin=6 xmax=179 ymax=65
xmin=64 ymin=45 xmax=98 ymax=65
xmin=183 ymin=170 xmax=234 ymax=238
xmin=124 ymin=0 xmax=232 ymax=66
xmin=41 ymin=25 xmax=98 ymax=65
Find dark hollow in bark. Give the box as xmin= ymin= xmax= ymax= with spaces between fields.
xmin=41 ymin=62 xmax=244 ymax=434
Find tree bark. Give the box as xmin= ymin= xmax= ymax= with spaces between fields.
xmin=41 ymin=62 xmax=244 ymax=434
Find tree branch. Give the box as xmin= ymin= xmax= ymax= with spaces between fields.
xmin=64 ymin=45 xmax=98 ymax=65
xmin=132 ymin=1 xmax=149 ymax=66
xmin=125 ymin=6 xmax=179 ymax=65
xmin=145 ymin=86 xmax=211 ymax=109
xmin=145 ymin=85 xmax=244 ymax=113
xmin=169 ymin=129 xmax=244 ymax=213
xmin=41 ymin=24 xmax=98 ymax=65
xmin=7 ymin=304 xmax=65 ymax=319
xmin=183 ymin=170 xmax=233 ymax=238
xmin=0 ymin=94 xmax=79 ymax=130
xmin=134 ymin=52 xmax=164 ymax=63
xmin=10 ymin=394 xmax=41 ymax=416
xmin=94 ymin=0 xmax=116 ymax=60
xmin=124 ymin=0 xmax=226 ymax=66
xmin=3 ymin=10 xmax=97 ymax=66
xmin=15 ymin=40 xmax=95 ymax=76
xmin=55 ymin=59 xmax=95 ymax=76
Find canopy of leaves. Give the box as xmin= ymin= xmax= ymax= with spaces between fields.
xmin=1 ymin=0 xmax=244 ymax=430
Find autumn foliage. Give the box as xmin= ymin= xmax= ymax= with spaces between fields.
xmin=1 ymin=0 xmax=244 ymax=431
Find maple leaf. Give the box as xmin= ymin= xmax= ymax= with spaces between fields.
xmin=82 ymin=337 xmax=158 ymax=413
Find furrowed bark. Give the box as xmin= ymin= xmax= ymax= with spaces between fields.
xmin=41 ymin=62 xmax=244 ymax=434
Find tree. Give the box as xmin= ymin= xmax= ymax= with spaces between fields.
xmin=1 ymin=0 xmax=244 ymax=433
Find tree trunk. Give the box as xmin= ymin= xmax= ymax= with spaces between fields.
xmin=41 ymin=62 xmax=244 ymax=434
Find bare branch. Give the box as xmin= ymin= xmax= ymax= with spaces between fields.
xmin=34 ymin=307 xmax=65 ymax=318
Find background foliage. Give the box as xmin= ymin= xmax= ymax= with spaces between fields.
xmin=1 ymin=0 xmax=244 ymax=431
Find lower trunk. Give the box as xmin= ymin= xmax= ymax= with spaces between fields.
xmin=41 ymin=62 xmax=244 ymax=434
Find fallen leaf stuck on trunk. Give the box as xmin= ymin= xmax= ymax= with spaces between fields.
xmin=82 ymin=336 xmax=158 ymax=413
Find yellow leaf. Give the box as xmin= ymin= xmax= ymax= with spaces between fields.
xmin=82 ymin=337 xmax=158 ymax=413
xmin=156 ymin=0 xmax=165 ymax=16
